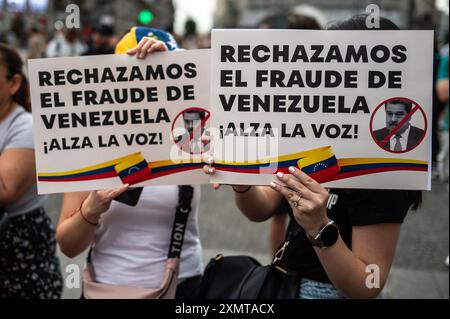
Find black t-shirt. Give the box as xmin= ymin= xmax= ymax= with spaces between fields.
xmin=280 ymin=189 xmax=416 ymax=283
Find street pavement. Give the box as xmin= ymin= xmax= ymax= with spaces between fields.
xmin=44 ymin=179 xmax=449 ymax=299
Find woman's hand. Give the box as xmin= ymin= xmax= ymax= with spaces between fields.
xmin=126 ymin=36 xmax=168 ymax=59
xmin=201 ymin=135 xmax=221 ymax=189
xmin=81 ymin=184 xmax=129 ymax=222
xmin=270 ymin=166 xmax=330 ymax=237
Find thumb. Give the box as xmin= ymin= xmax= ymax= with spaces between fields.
xmin=108 ymin=184 xmax=130 ymax=199
xmin=126 ymin=48 xmax=137 ymax=55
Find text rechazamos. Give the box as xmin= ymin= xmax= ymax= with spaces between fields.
xmin=221 ymin=44 xmax=407 ymax=64
xmin=38 ymin=63 xmax=198 ymax=86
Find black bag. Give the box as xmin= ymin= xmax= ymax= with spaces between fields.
xmin=198 ymin=232 xmax=301 ymax=299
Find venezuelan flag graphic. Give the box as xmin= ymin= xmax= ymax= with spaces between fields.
xmin=37 ymin=153 xmax=139 ymax=182
xmin=331 ymin=157 xmax=428 ymax=182
xmin=213 ymin=146 xmax=428 ymax=183
xmin=38 ymin=147 xmax=428 ymax=186
xmin=38 ymin=153 xmax=202 ymax=184
xmin=114 ymin=153 xmax=151 ymax=185
xmin=297 ymin=147 xmax=340 ymax=183
xmin=213 ymin=146 xmax=339 ymax=179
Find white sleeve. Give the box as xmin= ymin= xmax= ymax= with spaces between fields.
xmin=46 ymin=40 xmax=57 ymax=58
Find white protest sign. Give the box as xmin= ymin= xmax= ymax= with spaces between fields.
xmin=29 ymin=50 xmax=210 ymax=194
xmin=210 ymin=30 xmax=433 ymax=190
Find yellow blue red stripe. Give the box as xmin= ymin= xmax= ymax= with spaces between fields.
xmin=37 ymin=147 xmax=429 ymax=184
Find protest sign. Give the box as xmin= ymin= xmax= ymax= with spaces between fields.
xmin=210 ymin=30 xmax=433 ymax=190
xmin=28 ymin=49 xmax=210 ymax=194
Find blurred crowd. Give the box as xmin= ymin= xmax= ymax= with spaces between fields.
xmin=0 ymin=12 xmax=212 ymax=59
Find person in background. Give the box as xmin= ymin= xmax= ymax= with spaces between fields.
xmin=10 ymin=12 xmax=26 ymax=48
xmin=0 ymin=32 xmax=7 ymax=44
xmin=436 ymin=52 xmax=449 ymax=267
xmin=83 ymin=24 xmax=116 ymax=56
xmin=440 ymin=32 xmax=449 ymax=58
xmin=181 ymin=18 xmax=199 ymax=50
xmin=27 ymin=26 xmax=47 ymax=60
xmin=0 ymin=43 xmax=62 ymax=298
xmin=436 ymin=52 xmax=449 ymax=185
xmin=431 ymin=38 xmax=446 ymax=176
xmin=46 ymin=29 xmax=86 ymax=58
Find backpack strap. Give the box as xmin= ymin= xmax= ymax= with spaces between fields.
xmin=271 ymin=226 xmax=302 ymax=266
xmin=270 ymin=207 xmax=305 ymax=273
xmin=168 ymin=185 xmax=194 ymax=258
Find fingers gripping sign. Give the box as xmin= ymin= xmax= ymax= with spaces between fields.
xmin=201 ymin=137 xmax=222 ymax=190
xmin=126 ymin=36 xmax=168 ymax=59
xmin=270 ymin=167 xmax=330 ymax=237
xmin=81 ymin=184 xmax=130 ymax=223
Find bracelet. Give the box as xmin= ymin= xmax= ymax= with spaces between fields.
xmin=232 ymin=185 xmax=252 ymax=194
xmin=78 ymin=199 xmax=99 ymax=226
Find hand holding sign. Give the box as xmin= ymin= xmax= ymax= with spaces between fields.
xmin=78 ymin=184 xmax=130 ymax=224
xmin=126 ymin=36 xmax=169 ymax=58
xmin=270 ymin=167 xmax=329 ymax=238
xmin=201 ymin=135 xmax=221 ymax=190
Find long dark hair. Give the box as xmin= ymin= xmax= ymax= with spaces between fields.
xmin=327 ymin=14 xmax=400 ymax=31
xmin=328 ymin=14 xmax=423 ymax=210
xmin=0 ymin=43 xmax=31 ymax=112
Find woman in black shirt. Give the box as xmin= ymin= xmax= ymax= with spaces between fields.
xmin=204 ymin=15 xmax=422 ymax=299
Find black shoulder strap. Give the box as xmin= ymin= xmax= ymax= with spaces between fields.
xmin=271 ymin=214 xmax=303 ymax=268
xmin=168 ymin=185 xmax=194 ymax=259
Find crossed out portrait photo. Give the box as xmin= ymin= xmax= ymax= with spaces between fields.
xmin=372 ymin=99 xmax=426 ymax=153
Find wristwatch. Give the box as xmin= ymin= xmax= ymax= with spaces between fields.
xmin=308 ymin=220 xmax=339 ymax=248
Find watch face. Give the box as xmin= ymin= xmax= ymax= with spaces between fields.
xmin=321 ymin=224 xmax=339 ymax=247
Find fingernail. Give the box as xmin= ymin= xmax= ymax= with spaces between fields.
xmin=276 ymin=172 xmax=284 ymax=178
xmin=288 ymin=166 xmax=296 ymax=173
xmin=270 ymin=182 xmax=277 ymax=188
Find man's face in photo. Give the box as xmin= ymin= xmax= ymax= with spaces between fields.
xmin=183 ymin=111 xmax=203 ymax=138
xmin=385 ymin=102 xmax=411 ymax=135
